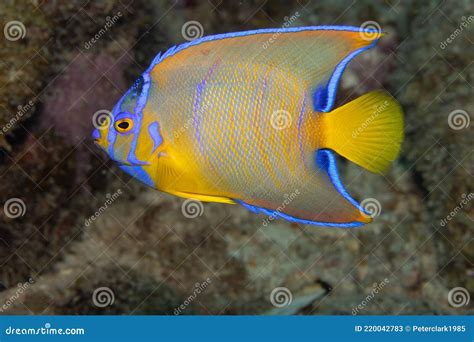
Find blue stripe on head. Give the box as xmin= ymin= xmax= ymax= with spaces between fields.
xmin=107 ymin=125 xmax=117 ymax=157
xmin=92 ymin=128 xmax=100 ymax=140
xmin=106 ymin=90 xmax=131 ymax=156
xmin=126 ymin=72 xmax=152 ymax=165
xmin=148 ymin=121 xmax=163 ymax=154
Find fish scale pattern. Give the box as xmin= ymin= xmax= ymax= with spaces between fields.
xmin=193 ymin=65 xmax=303 ymax=195
xmin=154 ymin=62 xmax=357 ymax=221
xmin=145 ymin=28 xmax=379 ymax=223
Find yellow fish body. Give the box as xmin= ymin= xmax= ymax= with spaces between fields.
xmin=93 ymin=26 xmax=403 ymax=227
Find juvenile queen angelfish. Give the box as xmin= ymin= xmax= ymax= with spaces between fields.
xmin=93 ymin=26 xmax=404 ymax=227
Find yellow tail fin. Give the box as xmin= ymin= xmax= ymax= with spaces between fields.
xmin=319 ymin=91 xmax=404 ymax=173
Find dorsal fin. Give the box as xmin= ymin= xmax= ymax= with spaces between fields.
xmin=148 ymin=26 xmax=382 ymax=112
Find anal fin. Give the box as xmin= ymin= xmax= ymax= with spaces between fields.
xmin=168 ymin=190 xmax=236 ymax=204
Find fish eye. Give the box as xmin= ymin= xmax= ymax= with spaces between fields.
xmin=114 ymin=118 xmax=134 ymax=133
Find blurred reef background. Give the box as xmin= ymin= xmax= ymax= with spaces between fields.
xmin=0 ymin=0 xmax=472 ymax=315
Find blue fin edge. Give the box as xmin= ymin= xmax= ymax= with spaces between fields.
xmin=235 ymin=199 xmax=364 ymax=228
xmin=234 ymin=149 xmax=370 ymax=228
xmin=315 ymin=149 xmax=370 ymax=215
xmin=313 ymin=38 xmax=380 ymax=112
xmin=146 ymin=25 xmax=381 ymax=71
